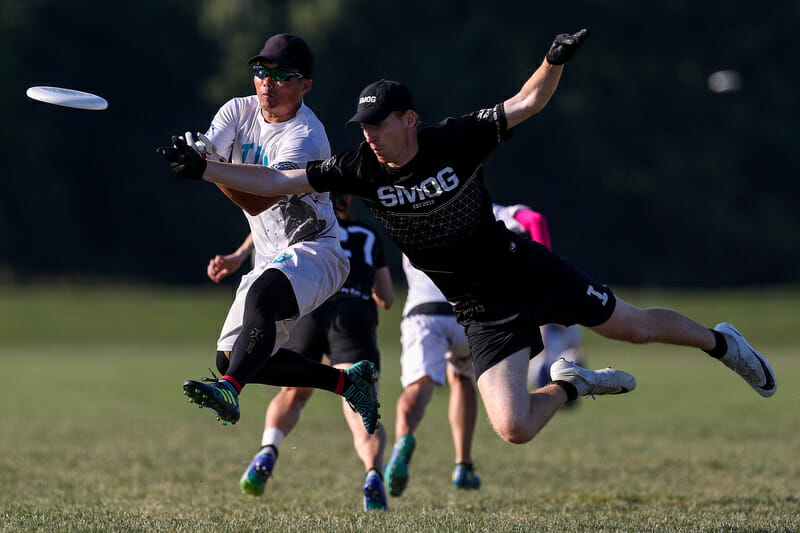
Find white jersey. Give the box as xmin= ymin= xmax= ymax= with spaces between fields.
xmin=401 ymin=254 xmax=448 ymax=315
xmin=205 ymin=96 xmax=336 ymax=268
xmin=208 ymin=96 xmax=349 ymax=353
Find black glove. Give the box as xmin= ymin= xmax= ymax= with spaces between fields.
xmin=545 ymin=28 xmax=590 ymax=65
xmin=157 ymin=135 xmax=207 ymax=180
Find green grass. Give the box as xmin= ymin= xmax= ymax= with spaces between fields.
xmin=1 ymin=284 xmax=799 ymax=532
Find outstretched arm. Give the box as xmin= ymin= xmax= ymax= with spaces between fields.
xmin=503 ymin=29 xmax=590 ymax=129
xmin=158 ymin=135 xmax=315 ymax=197
xmin=204 ymin=160 xmax=313 ymax=197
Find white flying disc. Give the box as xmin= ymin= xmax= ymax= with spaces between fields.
xmin=26 ymin=86 xmax=108 ymax=110
xmin=707 ymin=70 xmax=743 ymax=94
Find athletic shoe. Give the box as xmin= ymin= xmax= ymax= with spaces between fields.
xmin=342 ymin=361 xmax=380 ymax=434
xmin=362 ymin=471 xmax=388 ymax=511
xmin=713 ymin=323 xmax=777 ymax=397
xmin=183 ymin=376 xmax=240 ymax=425
xmin=452 ymin=463 xmax=481 ymax=490
xmin=239 ymin=448 xmax=277 ymax=496
xmin=550 ymin=358 xmax=636 ymax=397
xmin=385 ymin=434 xmax=416 ymax=497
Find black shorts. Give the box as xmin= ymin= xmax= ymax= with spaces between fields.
xmin=282 ymin=295 xmax=381 ymax=371
xmin=462 ymin=236 xmax=616 ymax=379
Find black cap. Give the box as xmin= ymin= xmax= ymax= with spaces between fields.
xmin=346 ymin=80 xmax=415 ymax=126
xmin=247 ymin=33 xmax=314 ymax=78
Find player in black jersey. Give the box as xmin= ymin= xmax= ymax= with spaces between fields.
xmin=162 ymin=28 xmax=776 ymax=447
xmin=209 ymin=194 xmax=394 ymax=510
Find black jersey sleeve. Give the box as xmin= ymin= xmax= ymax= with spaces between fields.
xmin=438 ymin=103 xmax=513 ymax=165
xmin=306 ymin=148 xmax=372 ymax=196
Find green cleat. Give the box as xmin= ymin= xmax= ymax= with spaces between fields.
xmin=385 ymin=434 xmax=416 ymax=497
xmin=183 ymin=376 xmax=240 ymax=425
xmin=240 ymin=448 xmax=277 ymax=496
xmin=452 ymin=463 xmax=481 ymax=490
xmin=342 ymin=361 xmax=380 ymax=434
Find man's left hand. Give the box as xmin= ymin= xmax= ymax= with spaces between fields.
xmin=546 ymin=28 xmax=590 ymax=65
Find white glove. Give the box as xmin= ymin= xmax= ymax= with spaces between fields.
xmin=185 ymin=131 xmax=226 ymax=162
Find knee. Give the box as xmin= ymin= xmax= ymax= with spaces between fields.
xmin=492 ymin=421 xmax=534 ymax=445
xmin=489 ymin=416 xmax=536 ymax=444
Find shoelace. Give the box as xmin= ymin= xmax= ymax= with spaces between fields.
xmin=201 ymin=368 xmax=220 ymax=383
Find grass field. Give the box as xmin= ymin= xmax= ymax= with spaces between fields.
xmin=1 ymin=284 xmax=798 ymax=532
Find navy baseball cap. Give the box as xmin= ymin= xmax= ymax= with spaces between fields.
xmin=248 ymin=33 xmax=314 ymax=78
xmin=346 ymin=80 xmax=415 ymax=126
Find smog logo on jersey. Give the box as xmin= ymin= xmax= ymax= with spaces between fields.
xmin=272 ymin=251 xmax=294 ymax=264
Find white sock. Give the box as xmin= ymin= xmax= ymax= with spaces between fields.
xmin=261 ymin=427 xmax=285 ymax=449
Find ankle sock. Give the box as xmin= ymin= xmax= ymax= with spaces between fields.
xmin=704 ymin=329 xmax=728 ymax=359
xmin=553 ymin=380 xmax=578 ymax=402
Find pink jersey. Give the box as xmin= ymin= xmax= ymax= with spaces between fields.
xmin=491 ymin=204 xmax=551 ymax=249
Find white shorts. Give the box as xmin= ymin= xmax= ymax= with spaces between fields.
xmin=399 ymin=313 xmax=473 ymax=388
xmin=217 ymin=239 xmax=349 ymax=355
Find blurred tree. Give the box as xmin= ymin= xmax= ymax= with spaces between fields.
xmin=0 ymin=0 xmax=797 ymax=286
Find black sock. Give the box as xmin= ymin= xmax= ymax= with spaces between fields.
xmin=553 ymin=380 xmax=578 ymax=402
xmin=259 ymin=444 xmax=279 ymax=458
xmin=704 ymin=329 xmax=728 ymax=359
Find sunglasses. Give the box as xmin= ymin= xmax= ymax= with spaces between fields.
xmin=252 ymin=64 xmax=305 ymax=82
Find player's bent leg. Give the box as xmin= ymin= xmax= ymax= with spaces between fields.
xmin=265 ymin=386 xmax=314 ymax=434
xmin=477 ymin=349 xmax=566 ymax=444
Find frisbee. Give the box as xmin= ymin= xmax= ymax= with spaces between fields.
xmin=26 ymin=86 xmax=108 ymax=110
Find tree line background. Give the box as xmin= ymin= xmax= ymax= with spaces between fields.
xmin=1 ymin=0 xmax=797 ymax=287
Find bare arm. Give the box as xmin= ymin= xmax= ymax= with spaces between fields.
xmin=203 ymin=160 xmax=314 ymax=197
xmin=502 ymin=29 xmax=590 ymax=130
xmin=371 ymin=266 xmax=394 ymax=310
xmin=502 ymin=60 xmax=563 ymax=129
xmin=215 ymin=184 xmax=286 ymax=216
xmin=207 ymin=234 xmax=253 ymax=283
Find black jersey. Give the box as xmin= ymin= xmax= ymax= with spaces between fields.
xmin=307 ymin=104 xmax=522 ymax=322
xmin=337 ymin=218 xmax=386 ymax=301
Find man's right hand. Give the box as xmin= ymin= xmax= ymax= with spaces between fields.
xmin=207 ymin=253 xmax=246 ymax=283
xmin=157 ymin=135 xmax=207 ymax=180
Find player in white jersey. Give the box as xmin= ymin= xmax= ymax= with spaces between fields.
xmin=162 ymin=28 xmax=776 ymax=453
xmin=168 ymin=34 xmax=380 ymax=435
xmin=384 ymin=254 xmax=479 ymax=496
